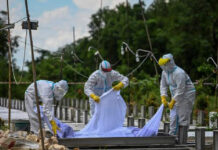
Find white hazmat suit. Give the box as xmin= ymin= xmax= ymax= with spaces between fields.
xmin=25 ymin=80 xmax=68 ymax=134
xmin=84 ymin=60 xmax=129 ymax=116
xmin=159 ymin=54 xmax=196 ymax=135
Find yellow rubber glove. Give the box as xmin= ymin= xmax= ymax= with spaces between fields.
xmin=113 ymin=82 xmax=124 ymax=91
xmin=161 ymin=96 xmax=168 ymax=107
xmin=50 ymin=120 xmax=60 ymax=135
xmin=168 ymin=99 xmax=176 ymax=109
xmin=90 ymin=93 xmax=100 ymax=103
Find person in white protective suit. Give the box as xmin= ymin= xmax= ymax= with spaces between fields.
xmin=158 ymin=53 xmax=196 ymax=135
xmin=84 ymin=60 xmax=129 ymax=116
xmin=25 ymin=80 xmax=68 ymax=135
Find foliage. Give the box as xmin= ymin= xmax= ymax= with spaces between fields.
xmin=120 ymin=74 xmax=160 ymax=105
xmin=0 ymin=0 xmax=217 ymax=108
xmin=0 ymin=118 xmax=8 ymax=131
xmin=195 ymin=94 xmax=209 ymax=110
xmin=146 ymin=92 xmax=159 ymax=107
xmin=210 ymin=112 xmax=218 ymax=123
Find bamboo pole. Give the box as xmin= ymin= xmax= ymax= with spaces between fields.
xmin=6 ymin=0 xmax=12 ymax=130
xmin=24 ymin=0 xmax=45 ymax=149
xmin=216 ymin=46 xmax=218 ymax=108
xmin=139 ymin=0 xmax=159 ymax=78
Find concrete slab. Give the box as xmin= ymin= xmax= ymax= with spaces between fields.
xmin=58 ymin=135 xmax=176 ymax=148
xmin=77 ymin=148 xmax=190 ymax=150
xmin=0 ymin=106 xmax=29 ymax=121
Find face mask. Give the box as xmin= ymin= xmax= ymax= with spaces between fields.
xmin=100 ymin=70 xmax=110 ymax=79
xmin=162 ymin=66 xmax=168 ymax=72
xmin=161 ymin=62 xmax=171 ymax=72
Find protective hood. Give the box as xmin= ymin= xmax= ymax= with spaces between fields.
xmin=160 ymin=53 xmax=176 ymax=72
xmin=99 ymin=60 xmax=112 ymax=78
xmin=53 ymin=80 xmax=68 ymax=101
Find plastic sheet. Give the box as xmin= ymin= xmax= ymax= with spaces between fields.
xmin=136 ymin=104 xmax=164 ymax=137
xmin=34 ymin=106 xmax=74 ymax=138
xmin=35 ymin=89 xmax=164 ymax=138
xmin=75 ymin=89 xmax=164 ymax=138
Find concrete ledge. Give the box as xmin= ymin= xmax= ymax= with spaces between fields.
xmin=78 ymin=148 xmax=189 ymax=150
xmin=58 ymin=135 xmax=175 ymax=148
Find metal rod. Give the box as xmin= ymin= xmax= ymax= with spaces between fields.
xmin=24 ymin=0 xmax=45 ymax=149
xmin=6 ymin=0 xmax=12 ymax=130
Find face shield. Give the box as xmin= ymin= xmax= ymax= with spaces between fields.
xmin=158 ymin=58 xmax=170 ymax=66
xmin=159 ymin=57 xmax=172 ymax=72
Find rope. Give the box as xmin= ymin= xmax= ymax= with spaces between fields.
xmin=63 ymin=60 xmax=88 ymax=78
xmin=207 ymin=57 xmax=218 ymax=68
xmin=88 ymin=46 xmax=104 ymax=61
xmin=121 ymin=42 xmax=158 ymax=77
xmin=111 ymin=59 xmax=121 ymax=67
xmin=136 ymin=49 xmax=159 ymax=64
xmin=18 ymin=39 xmax=50 ymax=51
xmin=72 ymin=27 xmax=84 ymax=63
xmin=48 ymin=56 xmax=88 ymax=79
xmin=0 ymin=24 xmax=14 ymax=31
xmin=72 ymin=50 xmax=84 ymax=63
xmin=122 ymin=42 xmax=137 ymax=56
xmin=14 ymin=17 xmax=27 ymax=24
xmin=130 ymin=79 xmax=149 ymax=85
xmin=18 ymin=30 xmax=28 ymax=82
xmin=10 ymin=30 xmax=28 ymax=85
xmin=19 ymin=39 xmax=85 ymax=64
xmin=0 ymin=17 xmax=26 ymax=31
xmin=122 ymin=42 xmax=153 ymax=58
xmin=126 ymin=52 xmax=151 ymax=77
xmin=73 ymin=52 xmax=84 ymax=64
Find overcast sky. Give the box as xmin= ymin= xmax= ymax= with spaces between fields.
xmin=0 ymin=0 xmax=153 ymax=70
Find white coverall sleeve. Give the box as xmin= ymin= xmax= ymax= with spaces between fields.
xmin=111 ymin=70 xmax=129 ymax=88
xmin=84 ymin=72 xmax=97 ymax=96
xmin=160 ymin=72 xmax=168 ymax=97
xmin=172 ymin=73 xmax=186 ymax=102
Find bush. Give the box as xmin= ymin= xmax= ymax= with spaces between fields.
xmin=210 ymin=112 xmax=218 ymax=123
xmin=146 ymin=92 xmax=158 ymax=107
xmin=196 ymin=94 xmax=208 ymax=110
xmin=0 ymin=118 xmax=8 ymax=131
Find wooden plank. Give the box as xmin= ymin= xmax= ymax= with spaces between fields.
xmin=58 ymin=136 xmax=175 ymax=148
